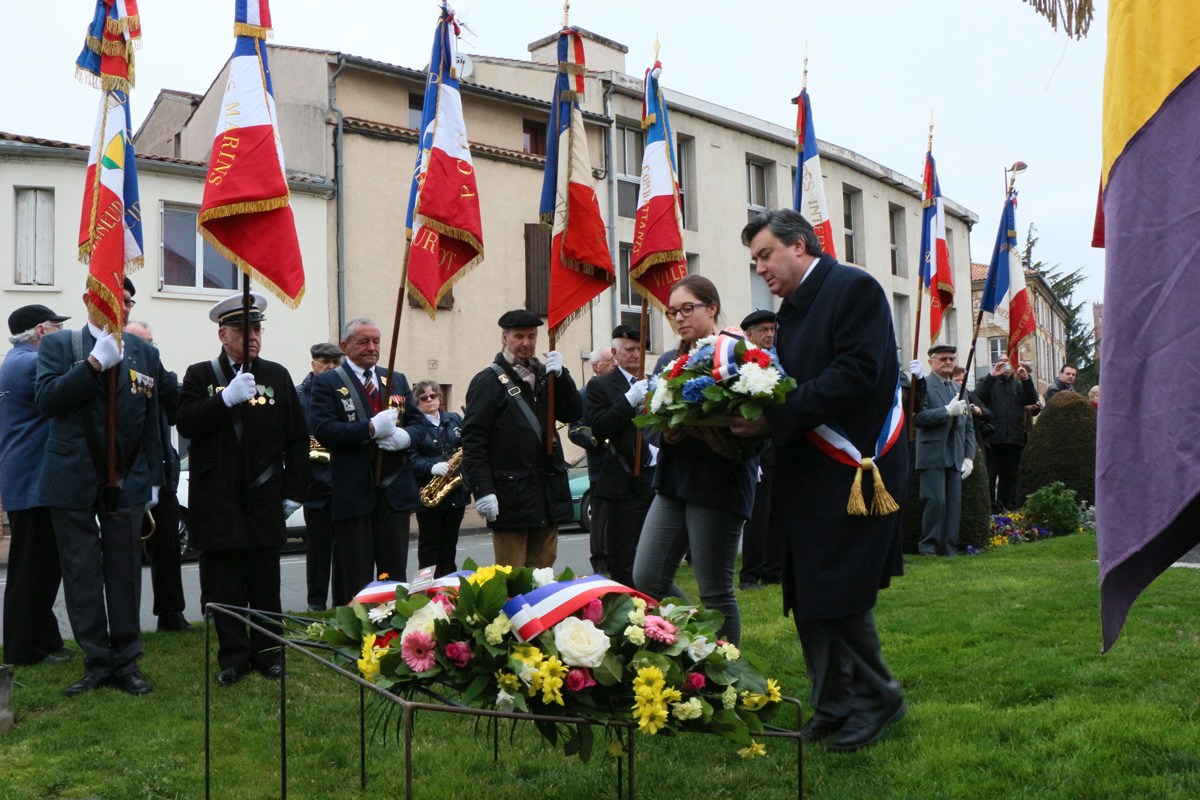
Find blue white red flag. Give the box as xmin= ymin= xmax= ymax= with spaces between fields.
xmin=629 ymin=60 xmax=686 ymax=315
xmin=406 ymin=4 xmax=484 ymax=318
xmin=198 ymin=2 xmax=304 ymax=306
xmin=792 ymin=89 xmax=836 ymax=258
xmin=711 ymin=327 xmax=746 ymax=383
xmin=350 ymin=571 xmax=475 ymax=605
xmin=234 ymin=0 xmax=272 ymax=38
xmin=539 ymin=27 xmax=614 ymax=336
xmin=978 ymin=190 xmax=1034 ymax=365
xmin=75 ymin=0 xmax=141 ymax=93
xmin=919 ymin=151 xmax=953 ymax=340
xmin=503 ymin=576 xmax=653 ymax=643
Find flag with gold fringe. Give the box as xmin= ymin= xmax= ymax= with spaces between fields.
xmin=406 ymin=3 xmax=485 ymax=319
xmin=629 ymin=58 xmax=686 ymax=314
xmin=198 ymin=0 xmax=304 ymax=306
xmin=75 ymin=0 xmax=140 ymax=93
xmin=539 ymin=26 xmax=614 ymax=337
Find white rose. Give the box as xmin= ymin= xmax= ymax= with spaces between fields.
xmin=687 ymin=635 xmax=716 ymax=662
xmin=532 ymin=567 xmax=556 ymax=588
xmin=552 ymin=616 xmax=611 ymax=668
xmin=401 ymin=599 xmax=448 ymax=642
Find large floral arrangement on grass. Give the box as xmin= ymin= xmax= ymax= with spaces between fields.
xmin=301 ymin=561 xmax=783 ymax=760
xmin=633 ymin=328 xmax=795 ymax=432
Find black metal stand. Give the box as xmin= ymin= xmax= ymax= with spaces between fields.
xmin=202 ymin=603 xmax=805 ymax=799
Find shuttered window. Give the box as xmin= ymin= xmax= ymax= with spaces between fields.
xmin=14 ymin=188 xmax=54 ymax=285
xmin=524 ymin=222 xmax=550 ymax=316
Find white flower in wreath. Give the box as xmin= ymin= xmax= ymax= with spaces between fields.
xmin=552 ymin=616 xmax=611 ymax=668
xmin=367 ymin=600 xmax=395 ymax=624
xmin=649 ymin=384 xmax=674 ymax=414
xmin=484 ymin=612 xmax=512 ymax=646
xmin=692 ymin=335 xmax=718 ymax=350
xmin=401 ymin=598 xmax=449 ymax=642
xmin=672 ymin=697 xmax=703 ymax=721
xmin=687 ymin=635 xmax=716 ymax=662
xmin=730 ymin=362 xmax=780 ymax=397
xmin=496 ymin=687 xmax=516 ymax=712
xmin=532 ymin=567 xmax=556 ymax=588
xmin=624 ymin=625 xmax=646 ymax=646
xmin=516 ymin=657 xmax=539 ymax=687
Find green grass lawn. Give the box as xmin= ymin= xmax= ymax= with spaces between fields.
xmin=3 ymin=533 xmax=1200 ymax=799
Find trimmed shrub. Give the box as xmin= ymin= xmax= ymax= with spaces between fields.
xmin=1017 ymin=390 xmax=1096 ymax=506
xmin=1022 ymin=481 xmax=1081 ymax=536
xmin=902 ymin=443 xmax=991 ymax=554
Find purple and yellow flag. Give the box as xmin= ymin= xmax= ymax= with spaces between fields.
xmin=1096 ymin=1 xmax=1200 ymax=651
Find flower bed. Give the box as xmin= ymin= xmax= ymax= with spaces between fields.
xmin=965 ymin=512 xmax=1055 ymax=554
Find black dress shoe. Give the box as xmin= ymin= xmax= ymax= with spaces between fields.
xmin=157 ymin=614 xmax=199 ymax=632
xmin=738 ymin=580 xmax=765 ymax=591
xmin=112 ymin=671 xmax=153 ymax=695
xmin=306 ymin=604 xmax=326 ymax=613
xmin=64 ymin=674 xmax=108 ymax=698
xmin=827 ymin=696 xmax=907 ymax=753
xmin=800 ymin=714 xmax=844 ymax=742
xmin=258 ymin=664 xmax=283 ymax=680
xmin=215 ymin=667 xmax=248 ymax=687
xmin=35 ymin=653 xmax=72 ymax=665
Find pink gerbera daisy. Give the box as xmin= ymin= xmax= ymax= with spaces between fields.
xmin=401 ymin=630 xmax=437 ymax=672
xmin=643 ymin=615 xmax=678 ymax=644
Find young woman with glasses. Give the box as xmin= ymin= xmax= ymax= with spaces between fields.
xmin=631 ymin=275 xmax=761 ymax=645
xmin=410 ymin=381 xmax=468 ymax=577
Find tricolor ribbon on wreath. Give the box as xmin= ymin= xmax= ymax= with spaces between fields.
xmin=351 ymin=571 xmax=475 ymax=605
xmin=711 ymin=327 xmax=745 ymax=382
xmin=805 ymin=378 xmax=904 ymax=516
xmin=503 ymin=575 xmax=654 ymax=643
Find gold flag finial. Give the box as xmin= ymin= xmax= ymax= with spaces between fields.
xmin=654 ymin=34 xmax=661 ymax=60
xmin=562 ymin=0 xmax=569 ymax=28
xmin=802 ymin=41 xmax=809 ymax=90
xmin=927 ymin=108 xmax=935 ymax=151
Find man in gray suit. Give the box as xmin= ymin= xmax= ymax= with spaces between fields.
xmin=914 ymin=344 xmax=974 ymax=557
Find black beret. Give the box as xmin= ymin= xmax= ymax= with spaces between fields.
xmin=740 ymin=309 xmax=776 ymax=330
xmin=310 ymin=342 xmax=343 ymax=359
xmin=498 ymin=309 xmax=544 ymax=329
xmin=927 ymin=344 xmax=957 ymax=356
xmin=612 ymin=324 xmax=649 ymax=350
xmin=8 ymin=304 xmax=69 ymax=335
xmin=123 ymin=276 xmax=136 ymax=296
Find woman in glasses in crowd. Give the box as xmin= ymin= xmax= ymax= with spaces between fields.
xmin=630 ymin=275 xmax=762 ymax=645
xmin=410 ymin=381 xmax=469 ymax=577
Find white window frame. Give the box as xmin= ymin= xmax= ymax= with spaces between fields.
xmin=988 ymin=336 xmax=1005 ymax=365
xmin=888 ymin=204 xmax=906 ymax=278
xmin=615 ymin=124 xmax=643 ymax=220
xmin=746 ymin=159 xmax=769 ymax=219
xmin=14 ymin=187 xmax=55 ymax=286
xmin=843 ymin=185 xmax=863 ymax=265
xmin=159 ymin=201 xmax=240 ymax=295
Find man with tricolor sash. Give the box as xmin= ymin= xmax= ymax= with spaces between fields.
xmin=734 ymin=208 xmax=907 ymax=753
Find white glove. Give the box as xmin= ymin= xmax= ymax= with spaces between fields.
xmin=370 ymin=408 xmax=398 ymax=440
xmin=542 ymin=350 xmax=564 ymax=376
xmin=377 ymin=427 xmax=412 ymax=451
xmin=944 ymin=398 xmax=968 ymax=417
xmin=475 ymin=493 xmax=499 ymax=522
xmin=222 ymin=372 xmax=257 ymax=407
xmin=90 ymin=331 xmax=123 ymax=370
xmin=624 ymin=378 xmax=648 ymax=408
xmin=147 ymin=485 xmax=160 ymax=511
xmin=431 ymin=462 xmax=451 ymax=477
xmin=647 ymin=443 xmax=659 ymax=467
xmin=282 ymin=499 xmax=303 ymax=517
xmin=909 ymin=359 xmax=923 ymax=378
xmin=961 ymin=458 xmax=974 ymax=479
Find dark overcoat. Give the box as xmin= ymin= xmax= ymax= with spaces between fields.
xmin=461 ymin=354 xmax=582 ymax=529
xmin=177 ymin=354 xmax=309 ymax=550
xmin=587 ymin=367 xmax=655 ymax=501
xmin=308 ymin=363 xmax=421 ymax=521
xmin=763 ymin=254 xmax=908 ymax=620
xmin=975 ymin=372 xmax=1038 ymax=445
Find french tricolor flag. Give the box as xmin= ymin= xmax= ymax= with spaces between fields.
xmin=919 ymin=151 xmax=953 ymax=340
xmin=198 ymin=0 xmax=304 ymax=306
xmin=629 ymin=60 xmax=686 ymax=314
xmin=540 ymin=27 xmax=614 ymax=337
xmin=501 ymin=576 xmax=653 ymax=643
xmin=793 ymin=89 xmax=836 ymax=259
xmin=979 ymin=190 xmax=1035 ymax=365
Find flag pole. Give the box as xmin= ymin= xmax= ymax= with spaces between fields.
xmin=105 ymin=362 xmax=118 ymax=507
xmin=240 ymin=272 xmax=255 ymax=497
xmin=802 ymin=42 xmax=808 ymax=91
xmin=909 ymin=109 xmax=933 ymax=421
xmin=377 ymin=234 xmax=415 ymax=484
xmin=545 ymin=0 xmax=571 ymax=457
xmin=633 ymin=298 xmax=649 ymax=476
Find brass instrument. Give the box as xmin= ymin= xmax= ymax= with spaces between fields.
xmin=309 ymin=435 xmax=330 ymax=463
xmin=420 ymin=447 xmax=463 ymax=507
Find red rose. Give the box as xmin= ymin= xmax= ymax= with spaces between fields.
xmin=669 ymin=353 xmax=691 ymax=379
xmin=566 ymin=667 xmax=597 ymax=692
xmin=376 ymin=630 xmax=399 ymax=648
xmin=444 ymin=640 xmax=472 ymax=668
xmin=742 ymin=349 xmax=772 ymax=368
xmin=682 ymin=671 xmax=706 ymax=692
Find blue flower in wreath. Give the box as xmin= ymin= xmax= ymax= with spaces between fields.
xmin=692 ymin=345 xmax=715 ymax=363
xmin=682 ymin=375 xmax=715 ymax=403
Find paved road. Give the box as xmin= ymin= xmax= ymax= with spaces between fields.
xmin=0 ymin=529 xmax=595 ymax=641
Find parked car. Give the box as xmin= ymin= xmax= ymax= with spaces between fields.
xmin=568 ymin=453 xmax=591 ymax=532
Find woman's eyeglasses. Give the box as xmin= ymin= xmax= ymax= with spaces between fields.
xmin=417 ymin=393 xmax=440 ymax=402
xmin=665 ymin=302 xmax=711 ymax=319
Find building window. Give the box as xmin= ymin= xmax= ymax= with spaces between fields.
xmin=14 ymin=187 xmax=54 ymax=286
xmin=888 ymin=204 xmax=907 ymax=277
xmin=162 ymin=204 xmax=238 ymax=291
xmin=408 ymin=93 xmax=424 ymax=131
xmin=750 ymin=263 xmax=773 ymax=313
xmin=988 ymin=336 xmax=1005 ymax=365
xmin=677 ymin=134 xmax=696 ymax=231
xmin=843 ymin=185 xmax=863 ymax=265
xmin=892 ymin=293 xmax=909 ymax=356
xmin=944 ymin=226 xmax=956 ymax=273
xmin=747 ymin=159 xmax=769 ymax=223
xmin=617 ymin=244 xmax=642 ymax=329
xmin=524 ymin=222 xmax=551 ymax=316
xmin=940 ymin=307 xmax=957 ymax=347
xmin=522 ymin=119 xmax=546 ymax=156
xmin=615 ymin=124 xmax=644 ymax=219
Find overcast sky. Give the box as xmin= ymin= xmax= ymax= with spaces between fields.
xmin=9 ymin=0 xmax=1108 ymax=311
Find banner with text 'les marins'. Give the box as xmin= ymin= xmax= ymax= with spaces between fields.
xmin=793 ymin=88 xmax=836 ymax=259
xmin=919 ymin=151 xmax=953 ymax=340
xmin=540 ymin=27 xmax=614 ymax=336
xmin=198 ymin=1 xmax=304 ymax=306
xmin=406 ymin=4 xmax=484 ymax=318
xmin=629 ymin=61 xmax=686 ymax=315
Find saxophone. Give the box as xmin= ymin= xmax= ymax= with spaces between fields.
xmin=420 ymin=447 xmax=463 ymax=507
xmin=309 ymin=435 xmax=331 ymax=463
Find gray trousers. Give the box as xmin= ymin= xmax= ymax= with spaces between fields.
xmin=632 ymin=494 xmax=743 ymax=645
xmin=918 ymin=466 xmax=962 ymax=556
xmin=51 ymin=504 xmax=145 ymax=678
xmin=795 ymin=611 xmax=901 ymax=727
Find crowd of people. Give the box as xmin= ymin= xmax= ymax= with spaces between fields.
xmin=0 ymin=209 xmax=1095 ymax=752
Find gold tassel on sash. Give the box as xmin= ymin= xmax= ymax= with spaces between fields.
xmin=846 ymin=457 xmax=899 ymax=517
xmin=847 ymin=459 xmax=869 ymax=516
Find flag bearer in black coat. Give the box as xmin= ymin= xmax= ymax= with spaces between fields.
xmin=734 ymin=209 xmax=908 ymax=753
xmin=461 ymin=310 xmax=582 ymax=568
xmin=177 ymin=292 xmax=309 ymax=687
